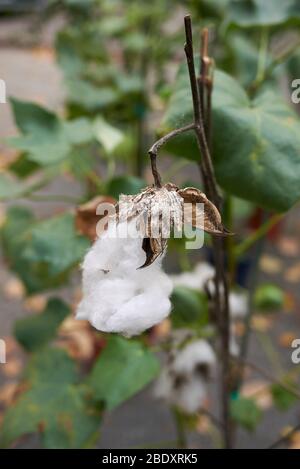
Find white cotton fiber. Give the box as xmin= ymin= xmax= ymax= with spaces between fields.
xmin=172 ymin=339 xmax=216 ymax=375
xmin=171 ymin=262 xmax=214 ymax=290
xmin=154 ymin=339 xmax=216 ymax=414
xmin=229 ymin=291 xmax=248 ymax=319
xmin=76 ymin=221 xmax=173 ymax=337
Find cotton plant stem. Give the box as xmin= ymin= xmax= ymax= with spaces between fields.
xmin=255 ymin=28 xmax=269 ymax=86
xmin=268 ymin=423 xmax=300 ymax=449
xmin=234 ymin=213 xmax=283 ymax=258
xmin=172 ymin=407 xmax=188 ymax=448
xmin=148 ymin=124 xmax=195 ymax=187
xmin=183 ymin=15 xmax=232 ymax=449
xmin=249 ymin=37 xmax=300 ymax=93
xmin=183 ymin=16 xmax=219 ymax=206
xmin=233 ymin=357 xmax=300 ymax=400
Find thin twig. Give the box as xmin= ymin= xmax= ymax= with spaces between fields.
xmin=184 ymin=15 xmax=232 ymax=448
xmin=234 ymin=213 xmax=283 ymax=258
xmin=234 ymin=357 xmax=300 ymax=400
xmin=148 ymin=124 xmax=195 ymax=187
xmin=184 ymin=15 xmax=219 ymax=206
xmin=269 ymin=423 xmax=300 ymax=449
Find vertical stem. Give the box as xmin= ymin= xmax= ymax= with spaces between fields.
xmin=223 ymin=195 xmax=236 ymax=284
xmin=173 ymin=408 xmax=187 ymax=449
xmin=184 ymin=15 xmax=232 ymax=448
xmin=255 ymin=27 xmax=269 ymax=85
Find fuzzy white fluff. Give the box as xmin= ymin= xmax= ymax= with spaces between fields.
xmin=172 ymin=264 xmax=248 ymax=319
xmin=154 ymin=339 xmax=216 ymax=414
xmin=171 ymin=262 xmax=215 ymax=290
xmin=77 ymin=221 xmax=173 ymax=337
xmin=229 ymin=291 xmax=248 ymax=319
xmin=172 ymin=339 xmax=216 ymax=375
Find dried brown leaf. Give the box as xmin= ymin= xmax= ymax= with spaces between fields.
xmin=140 ymin=237 xmax=167 ymax=268
xmin=76 ymin=195 xmax=116 ymax=241
xmin=178 ymin=187 xmax=230 ymax=236
xmin=278 ymin=331 xmax=298 ymax=348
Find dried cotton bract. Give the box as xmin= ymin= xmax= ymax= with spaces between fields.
xmin=154 ymin=339 xmax=216 ymax=414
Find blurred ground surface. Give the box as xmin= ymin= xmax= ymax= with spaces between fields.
xmin=0 ymin=16 xmax=300 ymax=449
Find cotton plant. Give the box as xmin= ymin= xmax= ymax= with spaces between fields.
xmin=154 ymin=337 xmax=216 ymax=414
xmin=171 ymin=264 xmax=248 ymax=355
xmin=77 ymin=184 xmax=228 ymax=336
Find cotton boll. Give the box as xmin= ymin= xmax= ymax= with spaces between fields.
xmin=154 ymin=339 xmax=215 ymax=414
xmin=172 ymin=376 xmax=208 ymax=414
xmin=153 ymin=368 xmax=174 ymax=401
xmin=171 ymin=262 xmax=214 ymax=290
xmin=172 ymin=340 xmax=216 ymax=375
xmin=154 ymin=370 xmax=208 ymax=414
xmin=229 ymin=291 xmax=248 ymax=319
xmin=104 ymin=289 xmax=172 ymax=337
xmin=77 ymin=220 xmax=173 ymax=337
xmin=194 ymin=263 xmax=215 ymax=288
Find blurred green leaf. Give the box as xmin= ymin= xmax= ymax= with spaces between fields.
xmin=226 ymin=0 xmax=300 ymax=28
xmin=63 ymin=117 xmax=94 ymax=145
xmin=271 ymin=383 xmax=298 ymax=411
xmin=0 ymin=348 xmax=101 ymax=449
xmin=9 ymin=154 xmax=40 ymax=178
xmin=105 ymin=175 xmax=146 ymax=198
xmin=65 ymin=78 xmax=119 ymax=111
xmin=9 ymin=99 xmax=95 ymax=166
xmin=9 ymin=99 xmax=70 ymax=165
xmin=171 ymin=286 xmax=209 ymax=329
xmin=93 ymin=117 xmax=124 ymax=154
xmin=163 ymin=66 xmax=300 ymax=212
xmin=0 ymin=173 xmax=27 ymax=200
xmin=254 ymin=283 xmax=284 ymax=312
xmin=1 ymin=208 xmax=90 ymax=293
xmin=230 ymin=397 xmax=262 ymax=431
xmin=15 ymin=298 xmax=70 ymax=352
xmin=88 ymin=336 xmax=160 ymax=410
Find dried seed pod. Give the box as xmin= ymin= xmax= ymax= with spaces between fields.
xmin=116 ymin=183 xmax=230 ymax=268
xmin=177 ymin=187 xmax=230 ymax=236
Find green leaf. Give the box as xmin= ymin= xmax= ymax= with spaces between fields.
xmin=65 ymin=78 xmax=119 ymax=111
xmin=1 ymin=208 xmax=90 ymax=293
xmin=163 ymin=66 xmax=300 ymax=212
xmin=14 ymin=298 xmax=70 ymax=352
xmin=63 ymin=117 xmax=94 ymax=145
xmin=226 ymin=0 xmax=300 ymax=28
xmin=9 ymin=99 xmax=95 ymax=166
xmin=9 ymin=99 xmax=70 ymax=165
xmin=171 ymin=286 xmax=209 ymax=329
xmin=88 ymin=336 xmax=160 ymax=410
xmin=1 ymin=206 xmax=34 ymax=260
xmin=0 ymin=173 xmax=27 ymax=200
xmin=106 ymin=175 xmax=146 ymax=198
xmin=254 ymin=283 xmax=284 ymax=312
xmin=9 ymin=154 xmax=40 ymax=178
xmin=230 ymin=397 xmax=262 ymax=431
xmin=0 ymin=348 xmax=101 ymax=449
xmin=93 ymin=117 xmax=124 ymax=154
xmin=271 ymin=383 xmax=298 ymax=411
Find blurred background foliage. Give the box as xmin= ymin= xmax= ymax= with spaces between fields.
xmin=0 ymin=0 xmax=300 ymax=448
